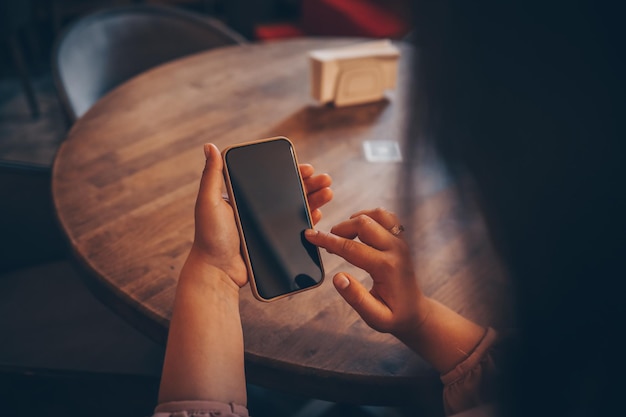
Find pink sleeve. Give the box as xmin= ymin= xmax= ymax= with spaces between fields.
xmin=440 ymin=327 xmax=500 ymax=416
xmin=152 ymin=400 xmax=249 ymax=417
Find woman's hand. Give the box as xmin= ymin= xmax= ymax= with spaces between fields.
xmin=188 ymin=144 xmax=333 ymax=288
xmin=187 ymin=143 xmax=248 ymax=287
xmin=305 ymin=208 xmax=430 ymax=337
xmin=305 ymin=207 xmax=488 ymax=373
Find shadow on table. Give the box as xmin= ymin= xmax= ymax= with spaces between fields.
xmin=263 ymin=100 xmax=390 ymax=143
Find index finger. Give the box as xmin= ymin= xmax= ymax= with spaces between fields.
xmin=330 ymin=214 xmax=395 ymax=251
xmin=304 ymin=229 xmax=380 ymax=273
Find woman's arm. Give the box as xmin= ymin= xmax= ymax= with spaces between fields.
xmin=158 ymin=143 xmax=248 ymax=405
xmin=157 ymin=256 xmax=247 ymax=405
xmin=158 ymin=258 xmax=247 ymax=404
xmin=157 ymin=143 xmax=333 ymax=407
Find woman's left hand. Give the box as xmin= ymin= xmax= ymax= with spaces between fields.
xmin=188 ymin=144 xmax=333 ymax=288
xmin=187 ymin=143 xmax=247 ymax=287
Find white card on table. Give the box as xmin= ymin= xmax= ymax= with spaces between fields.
xmin=363 ymin=140 xmax=402 ymax=162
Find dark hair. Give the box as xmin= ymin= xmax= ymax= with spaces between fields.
xmin=408 ymin=1 xmax=625 ymax=415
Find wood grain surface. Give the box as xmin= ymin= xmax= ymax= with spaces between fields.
xmin=52 ymin=38 xmax=512 ymax=409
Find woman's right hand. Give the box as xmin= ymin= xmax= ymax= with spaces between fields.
xmin=306 ymin=207 xmax=488 ymax=374
xmin=305 ymin=208 xmax=431 ymax=338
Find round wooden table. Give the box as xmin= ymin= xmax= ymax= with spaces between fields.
xmin=52 ymin=38 xmax=512 ymax=410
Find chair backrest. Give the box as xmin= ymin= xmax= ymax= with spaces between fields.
xmin=52 ymin=5 xmax=247 ymax=123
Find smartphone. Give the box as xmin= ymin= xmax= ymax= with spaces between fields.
xmin=222 ymin=137 xmax=325 ymax=302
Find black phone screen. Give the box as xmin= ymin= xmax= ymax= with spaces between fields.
xmin=224 ymin=138 xmax=324 ymax=301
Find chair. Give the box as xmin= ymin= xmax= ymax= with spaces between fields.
xmin=52 ymin=4 xmax=247 ymax=124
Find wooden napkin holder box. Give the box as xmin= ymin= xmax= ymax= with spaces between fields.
xmin=309 ymin=40 xmax=400 ymax=107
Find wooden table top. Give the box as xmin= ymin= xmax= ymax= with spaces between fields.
xmin=52 ymin=38 xmax=512 ymax=409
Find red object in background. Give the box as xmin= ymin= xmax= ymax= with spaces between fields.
xmin=254 ymin=0 xmax=410 ymax=41
xmin=302 ymin=0 xmax=410 ymax=38
xmin=255 ymin=22 xmax=306 ymax=40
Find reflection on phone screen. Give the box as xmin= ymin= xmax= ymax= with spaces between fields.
xmin=225 ymin=138 xmax=324 ymax=300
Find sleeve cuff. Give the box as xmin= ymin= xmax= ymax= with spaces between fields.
xmin=154 ymin=400 xmax=249 ymax=417
xmin=440 ymin=327 xmax=498 ymax=385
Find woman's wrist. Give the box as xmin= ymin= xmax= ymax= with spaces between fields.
xmin=393 ymin=295 xmax=435 ymax=344
xmin=394 ymin=297 xmax=486 ymax=373
xmin=179 ymin=248 xmax=241 ymax=296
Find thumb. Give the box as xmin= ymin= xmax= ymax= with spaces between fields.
xmin=198 ymin=143 xmax=225 ymax=207
xmin=333 ymin=273 xmax=392 ymax=331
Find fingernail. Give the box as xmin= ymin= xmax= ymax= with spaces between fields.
xmin=334 ymin=273 xmax=350 ymax=290
xmin=304 ymin=229 xmax=317 ymax=238
xmin=203 ymin=143 xmax=212 ymax=159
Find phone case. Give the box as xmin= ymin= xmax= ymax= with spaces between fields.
xmin=222 ymin=136 xmax=325 ymax=302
